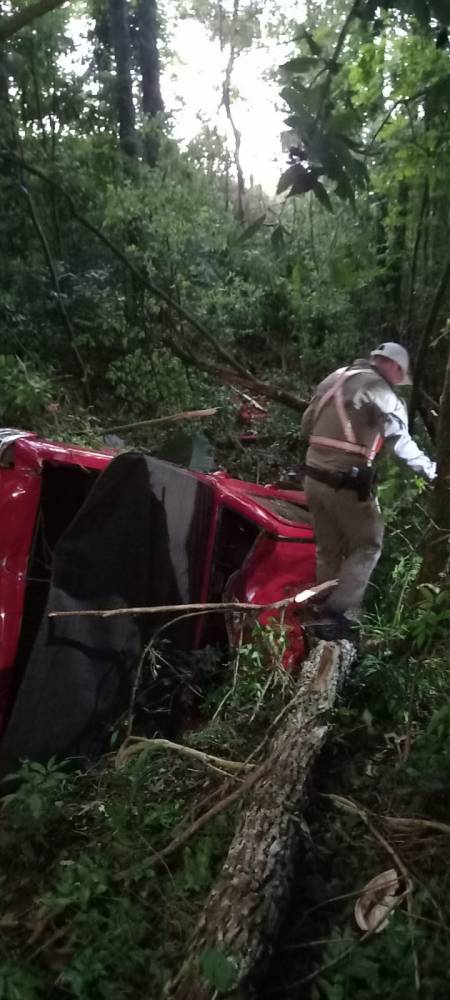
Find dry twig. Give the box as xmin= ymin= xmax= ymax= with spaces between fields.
xmin=100 ymin=408 xmax=218 ymax=436
xmin=48 ymin=580 xmax=337 ymax=619
xmin=115 ymin=736 xmax=254 ymax=774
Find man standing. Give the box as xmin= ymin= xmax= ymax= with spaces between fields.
xmin=301 ymin=342 xmax=436 ymax=639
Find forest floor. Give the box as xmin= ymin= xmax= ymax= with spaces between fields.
xmin=1 ymin=619 xmax=450 ymax=1000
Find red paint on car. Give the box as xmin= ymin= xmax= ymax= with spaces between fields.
xmin=0 ymin=431 xmax=316 ymax=738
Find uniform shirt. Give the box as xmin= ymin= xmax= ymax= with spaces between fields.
xmin=302 ymin=359 xmax=436 ymax=480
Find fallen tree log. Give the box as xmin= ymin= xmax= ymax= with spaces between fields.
xmin=168 ymin=638 xmax=356 ymax=1000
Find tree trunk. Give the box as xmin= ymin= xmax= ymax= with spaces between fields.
xmin=417 ymin=347 xmax=450 ymax=585
xmin=169 ymin=640 xmax=356 ymax=1000
xmin=221 ymin=0 xmax=245 ymax=222
xmin=388 ymin=180 xmax=409 ymax=314
xmin=404 ymin=178 xmax=429 ymax=341
xmin=137 ymin=0 xmax=162 ymax=166
xmin=109 ymin=0 xmax=138 ymax=158
xmin=409 ymin=252 xmax=450 ymax=433
xmin=0 ymin=45 xmax=8 ymax=120
xmin=374 ymin=194 xmax=388 ymax=305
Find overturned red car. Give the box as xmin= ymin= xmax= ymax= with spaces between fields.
xmin=0 ymin=430 xmax=316 ymax=772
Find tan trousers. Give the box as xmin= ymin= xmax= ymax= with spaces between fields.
xmin=304 ymin=476 xmax=384 ymax=615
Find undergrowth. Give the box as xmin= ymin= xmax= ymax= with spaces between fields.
xmin=261 ymin=550 xmax=450 ymax=1000
xmin=0 ymin=624 xmax=293 ymax=1000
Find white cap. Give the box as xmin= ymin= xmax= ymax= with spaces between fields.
xmin=370 ymin=342 xmax=412 ymax=386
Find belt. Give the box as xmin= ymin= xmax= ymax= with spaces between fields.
xmin=304 ymin=465 xmax=360 ymax=491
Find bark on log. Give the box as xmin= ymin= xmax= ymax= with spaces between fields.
xmin=168 ymin=639 xmax=356 ymax=1000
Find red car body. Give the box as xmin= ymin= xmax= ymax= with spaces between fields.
xmin=0 ymin=430 xmax=316 ymax=758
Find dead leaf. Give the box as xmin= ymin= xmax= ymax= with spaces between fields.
xmin=354 ymin=868 xmax=399 ymax=934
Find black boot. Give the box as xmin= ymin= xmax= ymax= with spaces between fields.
xmin=312 ymin=610 xmax=359 ymax=643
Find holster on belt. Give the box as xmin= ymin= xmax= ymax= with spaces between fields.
xmin=305 ymin=464 xmax=376 ymax=502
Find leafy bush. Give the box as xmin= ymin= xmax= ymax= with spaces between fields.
xmin=0 ymin=355 xmax=54 ymax=426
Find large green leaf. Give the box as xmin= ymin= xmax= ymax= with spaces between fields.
xmin=313 ymin=180 xmax=333 ymax=212
xmin=271 ymin=224 xmax=286 ymax=251
xmin=277 ymin=162 xmax=310 ymax=195
xmin=281 ymin=55 xmax=320 ymax=74
xmin=198 ymin=948 xmax=239 ymax=993
xmin=280 ymin=86 xmax=316 ymax=129
xmin=235 ymin=214 xmax=266 ymax=244
xmin=335 ymin=173 xmax=356 ymax=204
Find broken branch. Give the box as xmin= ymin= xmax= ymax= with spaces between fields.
xmin=115 ymin=737 xmax=254 ymax=774
xmin=99 ymin=407 xmax=219 ymax=436
xmin=48 ymin=580 xmax=337 ymax=619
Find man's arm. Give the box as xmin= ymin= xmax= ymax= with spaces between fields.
xmin=356 ymin=381 xmax=436 ymax=479
xmin=380 ymin=397 xmax=436 ymax=480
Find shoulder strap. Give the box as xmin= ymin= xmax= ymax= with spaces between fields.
xmin=314 ymin=367 xmax=371 ymax=445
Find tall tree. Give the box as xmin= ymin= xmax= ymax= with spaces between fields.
xmin=109 ymin=0 xmax=138 ymax=157
xmin=137 ymin=0 xmax=163 ymax=165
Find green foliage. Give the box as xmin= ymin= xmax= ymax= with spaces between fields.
xmin=408 ymin=584 xmax=450 ymax=650
xmin=0 ymin=623 xmax=297 ymax=1000
xmin=2 ymin=757 xmax=69 ymax=826
xmin=199 ymin=620 xmax=294 ymax=735
xmin=198 ymin=947 xmax=239 ymax=992
xmin=0 ymin=355 xmax=53 ymax=426
xmin=0 ymin=745 xmax=236 ymax=999
xmin=0 ymin=963 xmax=46 ymax=1000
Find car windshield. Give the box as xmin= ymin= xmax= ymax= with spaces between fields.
xmin=247 ymin=493 xmax=313 ymax=526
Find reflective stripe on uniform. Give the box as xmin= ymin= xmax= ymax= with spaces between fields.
xmin=311 ymin=367 xmax=383 ymax=462
xmin=309 ymin=435 xmax=373 ymax=458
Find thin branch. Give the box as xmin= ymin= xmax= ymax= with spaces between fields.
xmin=172 ymin=339 xmax=308 ymax=413
xmin=100 ymin=407 xmax=219 ymax=436
xmin=367 ymin=89 xmax=427 ymax=153
xmin=382 ymin=816 xmax=450 ymax=836
xmin=21 ymin=184 xmax=91 ymax=403
xmin=116 ymin=737 xmax=254 ymax=773
xmin=0 ymin=0 xmax=68 ymax=41
xmin=313 ymin=0 xmax=359 ymax=132
xmin=48 ymin=581 xmax=337 ymax=620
